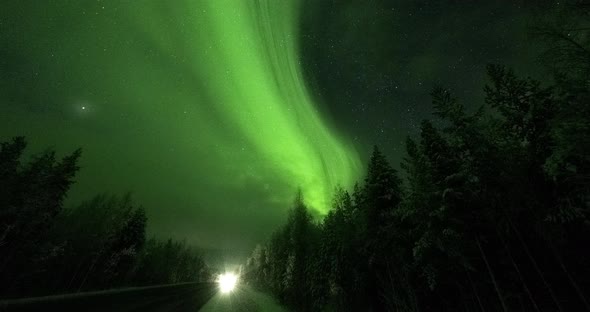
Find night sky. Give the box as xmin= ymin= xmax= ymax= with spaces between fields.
xmin=0 ymin=0 xmax=545 ymax=258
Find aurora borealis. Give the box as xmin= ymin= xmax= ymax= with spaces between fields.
xmin=1 ymin=0 xmax=539 ymax=255
xmin=0 ymin=0 xmax=361 ymax=253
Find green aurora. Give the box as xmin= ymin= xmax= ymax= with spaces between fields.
xmin=0 ymin=1 xmax=361 ymax=251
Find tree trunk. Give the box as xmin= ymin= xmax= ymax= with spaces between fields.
xmin=475 ymin=236 xmax=508 ymax=312
xmin=466 ymin=269 xmax=486 ymax=312
xmin=508 ymin=218 xmax=564 ymax=312
xmin=548 ymin=240 xmax=590 ymax=311
xmin=498 ymin=229 xmax=541 ymax=312
xmin=66 ymin=259 xmax=85 ymax=289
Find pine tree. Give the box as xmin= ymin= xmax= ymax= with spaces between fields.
xmin=0 ymin=137 xmax=81 ymax=296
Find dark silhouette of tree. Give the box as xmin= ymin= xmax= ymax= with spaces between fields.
xmin=0 ymin=137 xmax=210 ymax=298
xmin=243 ymin=191 xmax=323 ymax=311
xmin=0 ymin=137 xmax=81 ymax=296
xmin=531 ymin=0 xmax=590 ymax=85
xmin=360 ymin=146 xmax=407 ymax=310
xmin=244 ymin=7 xmax=590 ymax=308
xmin=131 ymin=238 xmax=209 ymax=286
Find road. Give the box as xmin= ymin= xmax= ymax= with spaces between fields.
xmin=200 ymin=285 xmax=287 ymax=312
xmin=0 ymin=282 xmax=216 ymax=312
xmin=0 ymin=282 xmax=287 ymax=312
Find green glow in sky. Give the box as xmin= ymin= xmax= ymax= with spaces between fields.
xmin=170 ymin=0 xmax=362 ymax=212
xmin=0 ymin=0 xmax=361 ymax=251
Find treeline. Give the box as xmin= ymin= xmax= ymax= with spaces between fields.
xmin=0 ymin=138 xmax=210 ymax=298
xmin=243 ymin=3 xmax=590 ymax=311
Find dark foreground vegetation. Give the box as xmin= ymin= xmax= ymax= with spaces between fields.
xmin=243 ymin=3 xmax=590 ymax=311
xmin=0 ymin=139 xmax=211 ymax=298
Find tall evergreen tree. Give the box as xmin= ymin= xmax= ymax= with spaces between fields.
xmin=0 ymin=137 xmax=81 ymax=296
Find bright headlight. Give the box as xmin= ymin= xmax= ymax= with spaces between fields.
xmin=217 ymin=272 xmax=238 ymax=293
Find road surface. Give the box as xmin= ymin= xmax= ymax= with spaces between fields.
xmin=200 ymin=285 xmax=287 ymax=312
xmin=0 ymin=283 xmax=287 ymax=312
xmin=0 ymin=282 xmax=216 ymax=312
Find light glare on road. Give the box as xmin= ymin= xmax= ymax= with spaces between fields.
xmin=218 ymin=273 xmax=238 ymax=293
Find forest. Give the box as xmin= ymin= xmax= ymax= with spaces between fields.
xmin=242 ymin=3 xmax=590 ymax=311
xmin=1 ymin=1 xmax=589 ymax=311
xmin=0 ymin=137 xmax=211 ymax=298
